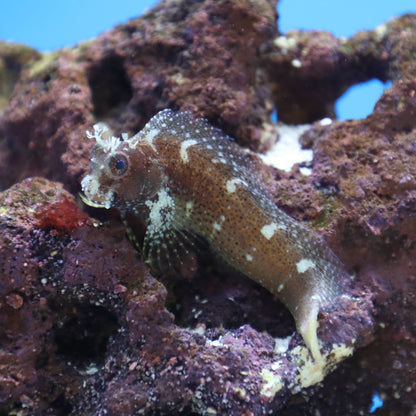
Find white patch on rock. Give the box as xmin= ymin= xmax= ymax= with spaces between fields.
xmin=319 ymin=117 xmax=333 ymax=126
xmin=273 ymin=336 xmax=291 ymax=354
xmin=291 ymin=58 xmax=302 ymax=68
xmin=261 ymin=123 xmax=312 ymax=173
xmin=260 ymin=368 xmax=284 ymax=398
xmin=273 ymin=36 xmax=297 ymax=54
xmin=374 ymin=23 xmax=388 ymax=41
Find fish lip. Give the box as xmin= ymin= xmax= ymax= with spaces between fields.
xmin=79 ymin=192 xmax=107 ymax=208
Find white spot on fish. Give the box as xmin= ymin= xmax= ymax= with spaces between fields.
xmin=226 ymin=178 xmax=243 ymax=193
xmin=185 ymin=201 xmax=194 ymax=218
xmin=145 ymin=189 xmax=175 ymax=237
xmin=211 ymin=215 xmax=226 ymax=235
xmin=261 ymin=222 xmax=278 ymax=240
xmin=296 ymin=258 xmax=315 ymax=274
xmin=180 ymin=139 xmax=197 ymax=163
xmin=81 ymin=174 xmax=114 ymax=209
xmin=246 ymin=254 xmax=253 ymax=262
xmin=130 ymin=127 xmax=160 ymax=151
xmin=213 ymin=222 xmax=222 ymax=231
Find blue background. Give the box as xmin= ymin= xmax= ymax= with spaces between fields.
xmin=0 ymin=0 xmax=414 ymax=121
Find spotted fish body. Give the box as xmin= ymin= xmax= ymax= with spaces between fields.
xmin=81 ymin=109 xmax=348 ymax=361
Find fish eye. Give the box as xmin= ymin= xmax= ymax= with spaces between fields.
xmin=109 ymin=153 xmax=129 ymax=176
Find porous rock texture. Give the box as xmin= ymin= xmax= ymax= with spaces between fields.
xmin=0 ymin=0 xmax=415 ymax=414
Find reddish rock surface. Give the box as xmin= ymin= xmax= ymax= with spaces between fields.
xmin=0 ymin=0 xmax=415 ymax=414
xmin=0 ymin=177 xmax=374 ymax=415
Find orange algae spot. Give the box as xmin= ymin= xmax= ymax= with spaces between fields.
xmin=36 ymin=197 xmax=92 ymax=233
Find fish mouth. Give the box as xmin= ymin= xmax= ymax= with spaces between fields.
xmin=79 ymin=192 xmax=107 ymax=208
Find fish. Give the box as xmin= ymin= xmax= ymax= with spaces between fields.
xmin=81 ymin=109 xmax=348 ymax=362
